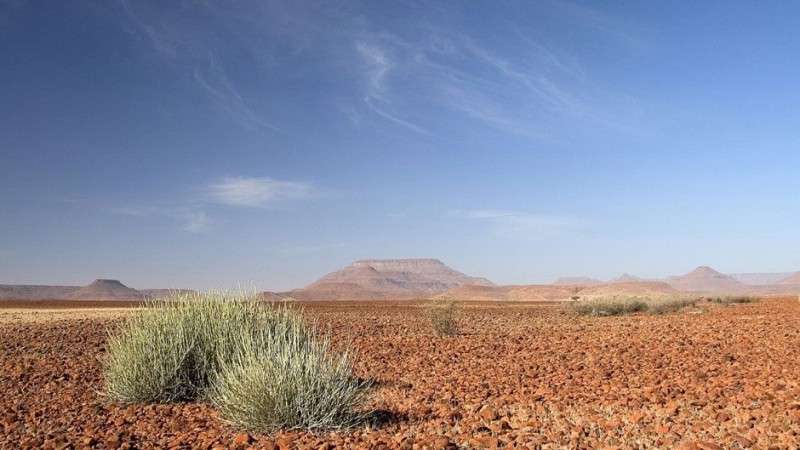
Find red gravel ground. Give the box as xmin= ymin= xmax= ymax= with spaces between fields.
xmin=2 ymin=299 xmax=800 ymax=449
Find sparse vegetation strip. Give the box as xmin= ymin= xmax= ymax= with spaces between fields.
xmin=708 ymin=296 xmax=758 ymax=304
xmin=572 ymin=296 xmax=699 ymax=316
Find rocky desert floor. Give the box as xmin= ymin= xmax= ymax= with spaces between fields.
xmin=2 ymin=299 xmax=800 ymax=449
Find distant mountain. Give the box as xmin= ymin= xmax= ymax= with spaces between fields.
xmin=667 ymin=266 xmax=747 ymax=293
xmin=777 ymin=272 xmax=800 ymax=285
xmin=0 ymin=284 xmax=78 ymax=300
xmin=65 ymin=279 xmax=142 ymax=300
xmin=275 ymin=258 xmax=493 ymax=300
xmin=0 ymin=280 xmax=192 ymax=300
xmin=552 ymin=276 xmax=603 ymax=286
xmin=610 ymin=273 xmax=642 ymax=283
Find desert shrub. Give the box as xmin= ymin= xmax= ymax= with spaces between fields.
xmin=425 ymin=300 xmax=459 ymax=336
xmin=572 ymin=297 xmax=649 ymax=316
xmin=648 ymin=298 xmax=699 ymax=315
xmin=709 ymin=296 xmax=758 ymax=305
xmin=104 ymin=291 xmax=371 ymax=431
xmin=209 ymin=330 xmax=371 ymax=431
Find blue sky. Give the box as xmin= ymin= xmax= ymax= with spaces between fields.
xmin=2 ymin=1 xmax=799 ymax=290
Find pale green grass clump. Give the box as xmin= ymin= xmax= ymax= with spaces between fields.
xmin=104 ymin=291 xmax=371 ymax=431
xmin=209 ymin=329 xmax=371 ymax=431
xmin=424 ymin=300 xmax=459 ymax=336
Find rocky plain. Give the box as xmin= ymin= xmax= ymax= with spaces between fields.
xmin=3 ymin=259 xmax=800 ymax=449
xmin=3 ymin=298 xmax=800 ymax=449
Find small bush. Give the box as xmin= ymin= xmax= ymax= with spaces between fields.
xmin=572 ymin=297 xmax=649 ymax=316
xmin=210 ymin=331 xmax=371 ymax=431
xmin=425 ymin=300 xmax=459 ymax=336
xmin=104 ymin=291 xmax=371 ymax=431
xmin=709 ymin=296 xmax=758 ymax=305
xmin=648 ymin=298 xmax=698 ymax=315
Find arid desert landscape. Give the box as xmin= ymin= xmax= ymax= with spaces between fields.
xmin=3 ymin=259 xmax=800 ymax=449
xmin=5 ymin=1 xmax=800 ymax=449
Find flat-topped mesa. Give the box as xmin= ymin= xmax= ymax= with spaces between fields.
xmin=287 ymin=258 xmax=493 ymax=300
xmin=87 ymin=279 xmax=128 ymax=288
xmin=352 ymin=258 xmax=448 ymax=272
xmin=67 ymin=279 xmax=143 ymax=300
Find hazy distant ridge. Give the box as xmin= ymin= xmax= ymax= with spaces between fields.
xmin=0 ymin=280 xmax=193 ymax=300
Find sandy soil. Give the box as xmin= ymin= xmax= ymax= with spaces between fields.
xmin=2 ymin=299 xmax=800 ymax=449
xmin=0 ymin=309 xmax=132 ymax=324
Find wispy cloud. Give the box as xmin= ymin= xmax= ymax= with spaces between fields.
xmin=112 ymin=175 xmax=318 ymax=232
xmin=544 ymin=0 xmax=646 ymax=51
xmin=363 ymin=96 xmax=431 ymax=135
xmin=357 ymin=42 xmax=391 ymax=101
xmin=344 ymin=3 xmax=645 ymax=140
xmin=113 ymin=1 xmax=645 ymax=140
xmin=114 ymin=206 xmax=212 ymax=234
xmin=277 ymin=242 xmax=346 ymax=255
xmin=194 ymin=53 xmax=280 ymax=132
xmin=119 ymin=0 xmax=176 ymax=57
xmin=450 ymin=209 xmax=585 ymax=235
xmin=181 ymin=210 xmax=211 ymax=233
xmin=118 ymin=2 xmax=279 ymax=132
xmin=207 ymin=176 xmax=316 ymax=208
xmin=356 ymin=41 xmax=430 ymax=135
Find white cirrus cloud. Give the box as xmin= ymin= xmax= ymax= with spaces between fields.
xmin=114 ymin=206 xmax=212 ymax=234
xmin=355 ymin=41 xmax=431 ymax=135
xmin=207 ymin=176 xmax=316 ymax=208
xmin=180 ymin=210 xmax=212 ymax=233
xmin=449 ymin=209 xmax=585 ymax=235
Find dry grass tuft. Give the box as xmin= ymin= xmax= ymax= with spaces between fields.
xmin=425 ymin=300 xmax=460 ymax=336
xmin=209 ymin=331 xmax=371 ymax=431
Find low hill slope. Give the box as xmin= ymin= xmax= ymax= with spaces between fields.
xmin=552 ymin=277 xmax=602 ymax=286
xmin=0 ymin=285 xmax=78 ymax=300
xmin=443 ymin=281 xmax=681 ymax=302
xmin=578 ymin=281 xmax=680 ymax=299
xmin=730 ymin=272 xmax=795 ymax=285
xmin=1 ymin=282 xmax=191 ymax=301
xmin=777 ymin=272 xmax=800 ymax=285
xmin=441 ymin=284 xmax=583 ymax=302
